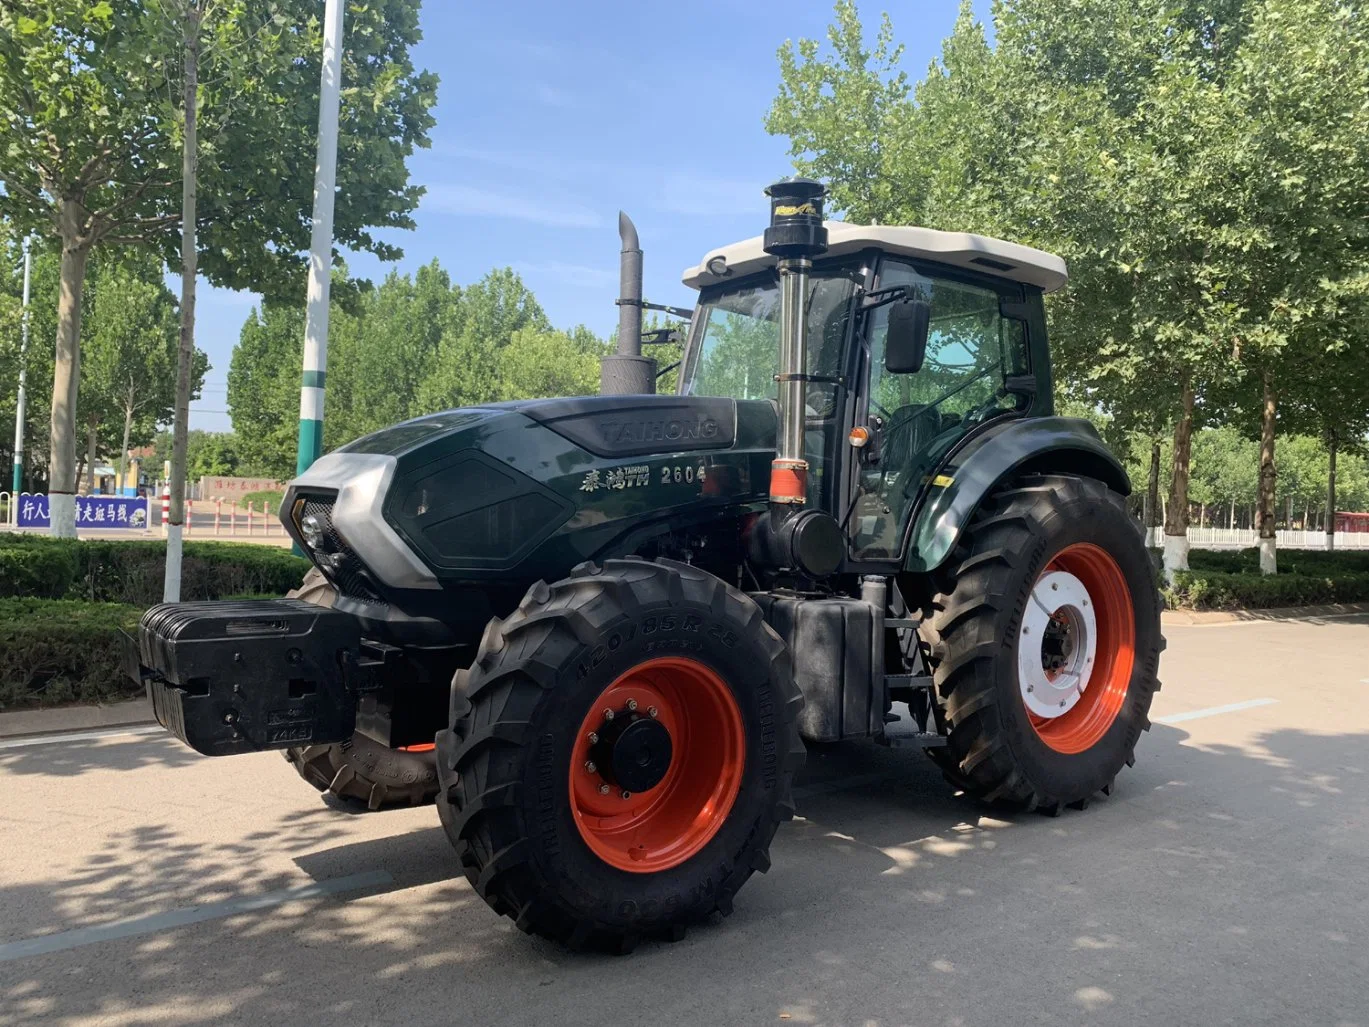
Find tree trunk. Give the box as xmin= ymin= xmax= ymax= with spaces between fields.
xmin=1326 ymin=433 xmax=1337 ymax=552
xmin=85 ymin=413 xmax=99 ymax=494
xmin=1144 ymin=438 xmax=1161 ymax=547
xmin=48 ymin=212 xmax=91 ymax=538
xmin=165 ymin=6 xmax=200 ymax=604
xmin=1229 ymin=497 xmax=1236 ymax=530
xmin=1256 ymin=370 xmax=1277 ymax=575
xmin=1163 ymin=378 xmax=1195 ymax=580
xmin=118 ymin=392 xmax=135 ymax=496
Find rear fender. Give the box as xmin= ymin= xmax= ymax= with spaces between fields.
xmin=903 ymin=417 xmax=1130 ymax=573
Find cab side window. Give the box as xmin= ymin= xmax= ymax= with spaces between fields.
xmin=852 ymin=262 xmax=1031 ymax=559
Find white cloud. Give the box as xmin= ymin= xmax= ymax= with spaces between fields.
xmin=421 ymin=183 xmax=602 ymax=229
xmin=532 ymin=83 xmax=576 ymax=109
xmin=514 ymin=261 xmax=616 ymax=289
xmin=655 ymin=173 xmax=768 ymax=217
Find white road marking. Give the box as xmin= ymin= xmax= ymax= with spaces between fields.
xmin=1153 ymin=698 xmax=1278 ymax=724
xmin=0 ymin=725 xmax=165 ymax=751
xmin=0 ymin=870 xmax=393 ymax=964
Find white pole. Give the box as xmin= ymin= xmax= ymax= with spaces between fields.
xmin=11 ymin=236 xmax=32 ymax=508
xmin=296 ymin=0 xmax=344 ymax=479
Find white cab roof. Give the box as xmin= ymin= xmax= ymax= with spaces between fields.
xmin=682 ymin=220 xmax=1069 ymax=294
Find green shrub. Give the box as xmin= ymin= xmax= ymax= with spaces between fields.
xmin=0 ymin=535 xmax=309 ymax=604
xmin=0 ymin=598 xmax=143 ymax=708
xmin=1165 ymin=569 xmax=1369 ymax=610
xmin=237 ymin=489 xmax=284 ymax=511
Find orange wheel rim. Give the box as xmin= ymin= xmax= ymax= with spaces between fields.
xmin=569 ymin=657 xmax=745 ymax=873
xmin=1019 ymin=543 xmax=1135 ymax=754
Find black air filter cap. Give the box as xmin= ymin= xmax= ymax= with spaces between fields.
xmin=763 ymin=178 xmax=829 ymax=259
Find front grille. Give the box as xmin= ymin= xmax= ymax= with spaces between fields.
xmin=301 ymin=497 xmax=385 ymax=603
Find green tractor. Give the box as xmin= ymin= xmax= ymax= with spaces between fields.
xmin=128 ymin=180 xmax=1161 ymax=951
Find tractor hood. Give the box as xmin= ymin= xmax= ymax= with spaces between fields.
xmin=283 ymin=395 xmax=779 ymax=603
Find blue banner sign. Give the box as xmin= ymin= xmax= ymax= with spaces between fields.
xmin=15 ymin=494 xmax=150 ymax=530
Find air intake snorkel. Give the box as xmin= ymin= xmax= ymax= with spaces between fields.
xmin=750 ymin=178 xmax=844 ymax=579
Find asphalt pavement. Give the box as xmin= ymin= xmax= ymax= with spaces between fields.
xmin=2 ymin=612 xmax=1367 ymax=1026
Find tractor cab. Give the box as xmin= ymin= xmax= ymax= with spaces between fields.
xmin=677 ymin=221 xmax=1067 ymax=568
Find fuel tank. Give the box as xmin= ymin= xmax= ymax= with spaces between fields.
xmin=282 ymin=395 xmax=778 ymax=613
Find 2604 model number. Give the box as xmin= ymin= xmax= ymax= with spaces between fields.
xmin=660 ymin=463 xmax=706 ymax=485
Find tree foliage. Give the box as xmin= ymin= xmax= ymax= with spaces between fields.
xmin=0 ymin=0 xmax=436 ymax=532
xmin=228 ymin=266 xmax=608 ymax=479
xmin=769 ymin=0 xmax=1369 ymax=562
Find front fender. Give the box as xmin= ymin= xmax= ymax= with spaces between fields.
xmin=903 ymin=417 xmax=1130 ymax=573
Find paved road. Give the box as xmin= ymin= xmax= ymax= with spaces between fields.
xmin=3 ymin=614 xmax=1368 ymax=1026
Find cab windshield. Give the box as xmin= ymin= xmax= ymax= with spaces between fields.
xmin=679 ymin=267 xmax=862 ymax=412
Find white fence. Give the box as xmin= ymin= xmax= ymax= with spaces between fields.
xmin=1147 ymin=526 xmax=1369 ymax=550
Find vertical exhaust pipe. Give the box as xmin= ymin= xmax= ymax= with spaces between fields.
xmin=763 ymin=178 xmax=828 ymax=505
xmin=600 ymin=211 xmax=656 ymax=395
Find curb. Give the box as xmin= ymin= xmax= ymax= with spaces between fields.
xmin=0 ymin=697 xmax=156 ymax=740
xmin=1162 ymin=601 xmax=1369 ymax=626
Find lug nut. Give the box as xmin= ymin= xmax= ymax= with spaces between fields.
xmin=620 ymin=790 xmax=632 ymax=800
xmin=599 ymin=783 xmax=611 ymax=795
xmin=647 ymin=706 xmax=658 ymax=719
xmin=626 ymin=699 xmax=638 ymax=712
xmin=1059 ymin=699 xmax=1067 ymax=708
xmin=584 ymin=760 xmax=597 ymax=774
xmin=588 ymin=731 xmax=599 ymax=744
xmin=603 ymin=708 xmax=615 ymax=721
xmin=1027 ymin=685 xmax=1034 ymax=693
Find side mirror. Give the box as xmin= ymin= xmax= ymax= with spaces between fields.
xmin=884 ymin=299 xmax=931 ymax=374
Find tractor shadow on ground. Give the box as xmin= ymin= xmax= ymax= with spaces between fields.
xmin=5 ymin=722 xmax=1369 ymax=1026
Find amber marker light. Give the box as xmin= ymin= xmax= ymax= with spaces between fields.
xmin=848 ymin=425 xmax=871 ymax=448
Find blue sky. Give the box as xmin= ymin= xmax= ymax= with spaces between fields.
xmin=190 ymin=0 xmax=984 ymax=432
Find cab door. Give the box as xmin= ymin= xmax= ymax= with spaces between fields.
xmin=849 ymin=261 xmax=1032 ymax=560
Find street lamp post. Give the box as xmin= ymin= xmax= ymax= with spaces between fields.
xmin=296 ymin=0 xmax=345 ymax=478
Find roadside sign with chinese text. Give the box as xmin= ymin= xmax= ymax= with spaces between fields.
xmin=16 ymin=494 xmax=150 ymax=530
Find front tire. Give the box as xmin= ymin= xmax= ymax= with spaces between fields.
xmin=435 ymin=558 xmax=805 ymax=951
xmin=922 ymin=475 xmax=1162 ymax=811
xmin=282 ymin=567 xmax=440 ymax=810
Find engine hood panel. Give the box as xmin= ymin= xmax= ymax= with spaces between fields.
xmin=296 ymin=395 xmax=779 ymax=608
xmin=515 ymin=395 xmax=738 ymax=458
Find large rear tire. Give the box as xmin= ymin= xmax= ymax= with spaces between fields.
xmin=435 ymin=557 xmax=805 ymax=952
xmin=282 ymin=568 xmax=440 ymax=810
xmin=922 ymin=475 xmax=1162 ymax=811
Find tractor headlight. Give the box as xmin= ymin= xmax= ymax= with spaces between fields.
xmin=300 ymin=513 xmax=325 ymax=552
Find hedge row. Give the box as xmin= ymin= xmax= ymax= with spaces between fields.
xmin=0 ymin=535 xmax=310 ymax=606
xmin=0 ymin=598 xmax=144 ymax=708
xmin=1184 ymin=547 xmax=1369 ymax=576
xmin=1160 ymin=547 xmax=1369 ymax=610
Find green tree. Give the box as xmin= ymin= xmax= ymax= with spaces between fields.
xmin=770 ymin=0 xmax=1369 ymax=578
xmin=494 ymin=326 xmax=607 ymax=402
xmin=0 ymin=1 xmax=436 ymax=534
xmin=227 ymin=301 xmax=306 ymax=478
xmin=417 ymin=268 xmax=550 ymax=411
xmin=81 ymin=254 xmax=203 ymax=492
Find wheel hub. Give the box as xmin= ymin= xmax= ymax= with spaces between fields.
xmin=1018 ymin=569 xmax=1097 ymax=720
xmin=588 ymin=709 xmax=673 ymax=794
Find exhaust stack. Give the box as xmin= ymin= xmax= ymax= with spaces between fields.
xmin=762 ymin=178 xmax=828 ymax=504
xmin=600 ymin=211 xmax=657 ymax=395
